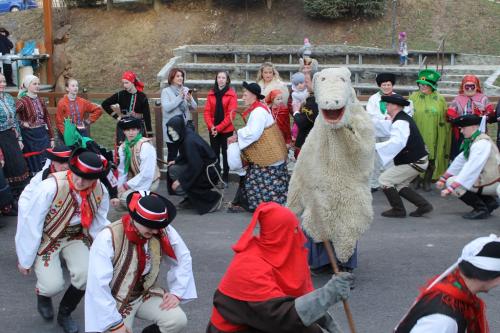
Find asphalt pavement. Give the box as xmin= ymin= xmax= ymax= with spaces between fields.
xmin=0 ymin=182 xmax=499 ymax=333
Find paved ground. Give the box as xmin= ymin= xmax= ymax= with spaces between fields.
xmin=0 ymin=183 xmax=499 ymax=333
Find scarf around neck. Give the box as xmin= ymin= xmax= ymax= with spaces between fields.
xmin=460 ymin=129 xmax=481 ymax=159
xmin=67 ymin=170 xmax=96 ymax=229
xmin=214 ymin=85 xmax=229 ymax=126
xmin=124 ymin=133 xmax=143 ymax=174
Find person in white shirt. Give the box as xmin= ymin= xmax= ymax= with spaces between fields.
xmin=366 ymin=73 xmax=413 ymax=191
xmin=394 ymin=234 xmax=500 ymax=333
xmin=15 ymin=148 xmax=110 ymax=333
xmin=437 ymin=114 xmax=499 ymax=219
xmin=111 ymin=116 xmax=160 ymax=210
xmin=227 ymin=81 xmax=288 ymax=212
xmin=376 ymin=94 xmax=432 ymax=218
xmin=85 ymin=191 xmax=196 ymax=333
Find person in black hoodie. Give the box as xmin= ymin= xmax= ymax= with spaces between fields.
xmin=0 ymin=28 xmax=15 ymax=86
xmin=167 ymin=115 xmax=223 ymax=214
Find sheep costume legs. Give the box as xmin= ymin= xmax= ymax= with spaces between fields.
xmin=287 ymin=67 xmax=375 ymax=268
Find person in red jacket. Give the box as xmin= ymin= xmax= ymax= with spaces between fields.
xmin=265 ymin=89 xmax=291 ymax=145
xmin=204 ymin=71 xmax=238 ymax=183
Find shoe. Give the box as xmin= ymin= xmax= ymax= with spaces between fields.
xmin=37 ymin=295 xmax=54 ymax=321
xmin=480 ymin=195 xmax=499 ymax=214
xmin=381 ymin=187 xmax=406 ymax=218
xmin=399 ymin=187 xmax=433 ymax=217
xmin=370 ymin=187 xmax=378 ymax=193
xmin=226 ymin=203 xmax=246 ymax=213
xmin=57 ymin=285 xmax=85 ymax=333
xmin=462 ymin=209 xmax=489 ymax=220
xmin=57 ymin=312 xmax=79 ymax=333
xmin=142 ymin=324 xmax=161 ymax=333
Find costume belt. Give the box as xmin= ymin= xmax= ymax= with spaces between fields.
xmin=61 ymin=225 xmax=83 ymax=238
xmin=410 ymin=156 xmax=428 ymax=173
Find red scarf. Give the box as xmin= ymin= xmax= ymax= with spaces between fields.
xmin=122 ymin=71 xmax=145 ymax=92
xmin=241 ymin=100 xmax=270 ymax=122
xmin=122 ymin=214 xmax=177 ymax=278
xmin=67 ymin=170 xmax=96 ymax=229
xmin=418 ymin=268 xmax=488 ymax=333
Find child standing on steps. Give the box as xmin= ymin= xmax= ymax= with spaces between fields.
xmin=398 ymin=32 xmax=408 ymax=66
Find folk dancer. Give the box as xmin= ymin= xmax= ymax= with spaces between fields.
xmin=85 ymin=191 xmax=196 ymax=333
xmin=15 ymin=148 xmax=110 ymax=333
xmin=376 ymin=94 xmax=433 ymax=218
xmin=111 ymin=117 xmax=160 ymax=210
xmin=437 ymin=114 xmax=499 ymax=219
xmin=394 ymin=234 xmax=500 ymax=332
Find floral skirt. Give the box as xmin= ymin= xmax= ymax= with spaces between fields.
xmin=244 ymin=163 xmax=289 ymax=211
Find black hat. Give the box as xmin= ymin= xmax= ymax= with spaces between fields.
xmin=69 ymin=148 xmax=109 ymax=180
xmin=452 ymin=114 xmax=482 ymax=127
xmin=242 ymin=81 xmax=265 ymax=100
xmin=126 ymin=191 xmax=176 ymax=229
xmin=118 ymin=116 xmax=142 ymax=130
xmin=46 ymin=145 xmax=72 ymax=163
xmin=381 ymin=94 xmax=410 ymax=107
xmin=376 ymin=73 xmax=396 ymax=87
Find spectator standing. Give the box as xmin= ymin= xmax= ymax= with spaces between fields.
xmin=161 ymin=68 xmax=197 ymax=162
xmin=55 ymin=78 xmax=102 ymax=142
xmin=204 ymin=71 xmax=237 ymax=183
xmin=0 ymin=72 xmax=29 ymax=206
xmin=256 ymin=62 xmax=289 ymax=103
xmin=101 ymin=71 xmax=152 ymax=145
xmin=409 ymin=69 xmax=451 ymax=191
xmin=0 ymin=27 xmax=15 ymax=86
xmin=447 ymin=75 xmax=496 ymax=160
xmin=16 ymin=74 xmax=54 ymax=176
xmin=398 ymin=32 xmax=408 ymax=66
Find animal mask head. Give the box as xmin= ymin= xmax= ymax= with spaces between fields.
xmin=313 ymin=67 xmax=356 ymax=129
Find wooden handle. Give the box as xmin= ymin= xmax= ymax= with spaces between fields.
xmin=323 ymin=240 xmax=357 ymax=333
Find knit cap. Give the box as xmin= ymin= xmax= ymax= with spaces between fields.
xmin=291 ymin=72 xmax=305 ymax=86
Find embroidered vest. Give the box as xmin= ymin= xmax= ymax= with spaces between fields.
xmin=126 ymin=137 xmax=160 ymax=185
xmin=392 ymin=111 xmax=428 ymax=166
xmin=108 ymin=221 xmax=162 ymax=316
xmin=38 ymin=171 xmax=104 ymax=255
xmin=472 ymin=134 xmax=500 ymax=188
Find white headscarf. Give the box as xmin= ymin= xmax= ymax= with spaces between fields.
xmin=427 ymin=234 xmax=500 ymax=290
xmin=17 ymin=74 xmax=38 ymax=98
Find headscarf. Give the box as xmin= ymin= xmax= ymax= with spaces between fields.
xmin=459 ymin=75 xmax=482 ymax=95
xmin=264 ymin=89 xmax=282 ymax=106
xmin=218 ymin=202 xmax=314 ymax=302
xmin=122 ymin=71 xmax=145 ymax=92
xmin=17 ymin=74 xmax=38 ymax=98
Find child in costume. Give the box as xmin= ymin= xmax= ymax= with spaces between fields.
xmin=265 ymin=89 xmax=291 ymax=145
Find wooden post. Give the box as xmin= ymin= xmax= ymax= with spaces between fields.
xmin=107 ymin=0 xmax=113 ymax=11
xmin=43 ymin=0 xmax=53 ymax=85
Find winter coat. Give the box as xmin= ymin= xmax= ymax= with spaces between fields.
xmin=204 ymin=87 xmax=237 ymax=134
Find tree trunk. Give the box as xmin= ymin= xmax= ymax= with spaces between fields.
xmin=107 ymin=0 xmax=113 ymax=11
xmin=266 ymin=0 xmax=272 ymax=9
xmin=153 ymin=0 xmax=160 ymax=12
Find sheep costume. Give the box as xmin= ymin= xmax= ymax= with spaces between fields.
xmin=287 ymin=67 xmax=375 ymax=263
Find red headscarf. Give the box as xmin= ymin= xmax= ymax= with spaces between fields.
xmin=218 ymin=202 xmax=314 ymax=302
xmin=122 ymin=71 xmax=145 ymax=92
xmin=264 ymin=89 xmax=283 ymax=106
xmin=459 ymin=75 xmax=482 ymax=95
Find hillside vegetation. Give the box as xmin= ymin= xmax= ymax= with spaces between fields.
xmin=0 ymin=0 xmax=499 ymax=91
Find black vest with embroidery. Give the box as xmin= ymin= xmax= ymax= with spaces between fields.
xmin=393 ymin=111 xmax=428 ymax=165
xmin=395 ymin=294 xmax=467 ymax=333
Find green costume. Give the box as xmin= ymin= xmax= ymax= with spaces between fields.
xmin=409 ymin=72 xmax=451 ymax=180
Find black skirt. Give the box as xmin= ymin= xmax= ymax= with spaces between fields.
xmin=0 ymin=129 xmax=29 ymax=193
xmin=21 ymin=126 xmax=50 ymax=175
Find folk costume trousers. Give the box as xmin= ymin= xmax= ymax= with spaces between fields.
xmin=445 ymin=176 xmax=499 ymax=197
xmin=115 ymin=294 xmax=187 ymax=333
xmin=34 ymin=235 xmax=89 ymax=297
xmin=369 ymin=137 xmax=389 ymax=189
xmin=379 ymin=158 xmax=429 ymax=191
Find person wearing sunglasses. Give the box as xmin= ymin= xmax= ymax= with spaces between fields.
xmin=447 ymin=75 xmax=496 ymax=160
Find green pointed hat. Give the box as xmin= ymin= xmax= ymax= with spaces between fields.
xmin=416 ymin=69 xmax=441 ymax=90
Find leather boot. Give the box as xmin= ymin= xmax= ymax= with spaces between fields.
xmin=479 ymin=195 xmax=499 ymax=214
xmin=57 ymin=285 xmax=85 ymax=333
xmin=399 ymin=187 xmax=433 ymax=217
xmin=37 ymin=295 xmax=54 ymax=320
xmin=422 ymin=162 xmax=435 ymax=192
xmin=381 ymin=187 xmax=406 ymax=217
xmin=142 ymin=324 xmax=161 ymax=333
xmin=459 ymin=191 xmax=489 ymax=220
xmin=295 ymin=273 xmax=353 ymax=326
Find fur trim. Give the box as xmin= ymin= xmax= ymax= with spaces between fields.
xmin=287 ymin=67 xmax=375 ymax=263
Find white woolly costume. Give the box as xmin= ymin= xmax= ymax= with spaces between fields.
xmin=287 ymin=67 xmax=375 ymax=263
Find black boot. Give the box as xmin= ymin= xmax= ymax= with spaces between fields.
xmin=399 ymin=187 xmax=433 ymax=217
xmin=381 ymin=187 xmax=406 ymax=217
xmin=479 ymin=195 xmax=499 ymax=214
xmin=422 ymin=161 xmax=435 ymax=192
xmin=142 ymin=324 xmax=161 ymax=333
xmin=57 ymin=285 xmax=85 ymax=333
xmin=459 ymin=191 xmax=489 ymax=220
xmin=37 ymin=295 xmax=54 ymax=320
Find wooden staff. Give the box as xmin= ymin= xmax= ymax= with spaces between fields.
xmin=323 ymin=240 xmax=357 ymax=333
